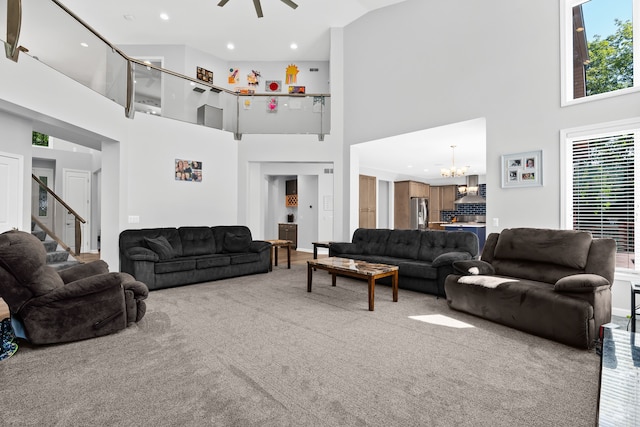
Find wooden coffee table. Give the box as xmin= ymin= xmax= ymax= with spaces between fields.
xmin=307 ymin=257 xmax=399 ymax=311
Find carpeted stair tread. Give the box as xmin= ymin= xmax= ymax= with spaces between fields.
xmin=46 ymin=250 xmax=69 ymax=264
xmin=42 ymin=240 xmax=58 ymax=252
xmin=31 ymin=230 xmax=46 ymax=241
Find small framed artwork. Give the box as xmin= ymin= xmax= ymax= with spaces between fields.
xmin=196 ymin=67 xmax=213 ymax=83
xmin=501 ymin=150 xmax=542 ymax=188
xmin=175 ymin=159 xmax=203 ymax=182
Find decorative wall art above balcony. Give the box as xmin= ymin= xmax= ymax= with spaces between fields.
xmin=228 ymin=68 xmax=240 ymax=84
xmin=196 ymin=67 xmax=213 ymax=83
xmin=285 ymin=64 xmax=299 ymax=84
xmin=265 ymin=80 xmax=281 ymax=92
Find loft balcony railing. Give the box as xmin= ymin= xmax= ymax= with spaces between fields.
xmin=0 ymin=0 xmax=330 ymax=140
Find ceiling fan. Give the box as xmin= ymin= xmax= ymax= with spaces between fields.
xmin=217 ymin=0 xmax=298 ymax=18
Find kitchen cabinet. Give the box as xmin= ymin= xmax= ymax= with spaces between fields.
xmin=394 ymin=180 xmax=429 ymax=229
xmin=285 ymin=179 xmax=298 ymax=207
xmin=429 ymin=185 xmax=458 ymax=223
xmin=278 ymin=223 xmax=297 ymax=249
xmin=286 ymin=179 xmax=297 ymax=196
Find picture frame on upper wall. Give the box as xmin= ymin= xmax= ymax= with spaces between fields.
xmin=501 ymin=150 xmax=542 ymax=188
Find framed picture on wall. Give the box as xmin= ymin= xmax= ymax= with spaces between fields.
xmin=501 ymin=150 xmax=542 ymax=188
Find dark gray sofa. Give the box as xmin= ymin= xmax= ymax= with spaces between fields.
xmin=444 ymin=228 xmax=616 ymax=348
xmin=329 ymin=228 xmax=479 ymax=297
xmin=119 ymin=226 xmax=271 ymax=290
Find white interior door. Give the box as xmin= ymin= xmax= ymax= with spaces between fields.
xmin=0 ymin=152 xmax=23 ymax=233
xmin=32 ymin=167 xmax=54 ymax=232
xmin=63 ymin=169 xmax=91 ymax=253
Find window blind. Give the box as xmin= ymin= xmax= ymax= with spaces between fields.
xmin=572 ymin=133 xmax=635 ymax=256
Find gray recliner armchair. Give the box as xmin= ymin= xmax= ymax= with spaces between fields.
xmin=0 ymin=230 xmax=148 ymax=345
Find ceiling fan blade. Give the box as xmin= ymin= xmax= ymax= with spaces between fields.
xmin=217 ymin=0 xmax=230 ymax=7
xmin=280 ymin=0 xmax=298 ymax=9
xmin=253 ymin=0 xmax=263 ymax=18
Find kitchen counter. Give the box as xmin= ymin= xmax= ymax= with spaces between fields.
xmin=443 ymin=223 xmax=486 ymax=249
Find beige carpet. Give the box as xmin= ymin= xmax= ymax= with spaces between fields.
xmin=0 ymin=265 xmax=600 ymax=426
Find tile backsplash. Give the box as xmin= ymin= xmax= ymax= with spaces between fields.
xmin=440 ymin=184 xmax=486 ymax=222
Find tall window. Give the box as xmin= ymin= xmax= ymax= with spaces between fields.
xmin=563 ymin=122 xmax=639 ymax=270
xmin=562 ymin=0 xmax=636 ymax=104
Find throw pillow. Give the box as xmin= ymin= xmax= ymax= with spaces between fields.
xmin=144 ymin=236 xmax=175 ymax=261
xmin=453 ymin=260 xmax=495 ymax=276
xmin=223 ymin=232 xmax=251 ymax=253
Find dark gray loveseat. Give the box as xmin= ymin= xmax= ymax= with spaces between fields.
xmin=444 ymin=228 xmax=616 ymax=348
xmin=119 ymin=226 xmax=270 ymax=290
xmin=329 ymin=228 xmax=479 ymax=297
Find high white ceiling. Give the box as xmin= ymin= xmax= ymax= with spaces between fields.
xmin=58 ymin=0 xmax=409 ymax=61
xmin=33 ymin=0 xmax=486 ymax=180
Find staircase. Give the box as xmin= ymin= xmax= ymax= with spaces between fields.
xmin=31 ymin=222 xmax=80 ymax=271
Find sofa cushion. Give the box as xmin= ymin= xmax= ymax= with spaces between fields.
xmin=120 ymin=228 xmax=183 ymax=257
xmin=352 ymin=228 xmax=390 ymax=255
xmin=229 ymin=253 xmax=261 ymax=265
xmin=396 ymin=260 xmax=437 ymax=280
xmin=385 ymin=229 xmax=421 ymax=259
xmin=179 ymin=227 xmax=217 ymax=256
xmin=417 ymin=230 xmax=477 ymax=262
xmin=144 ymin=236 xmax=175 ymax=260
xmin=196 ymin=255 xmax=231 ymax=269
xmin=494 ymin=228 xmax=592 ymax=270
xmin=154 ymin=259 xmax=196 ymax=274
xmin=223 ymin=232 xmax=252 ymax=253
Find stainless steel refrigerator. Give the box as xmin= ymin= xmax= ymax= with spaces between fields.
xmin=410 ymin=197 xmax=429 ymax=230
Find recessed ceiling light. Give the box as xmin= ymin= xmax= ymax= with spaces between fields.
xmin=160 ymin=13 xmax=169 ymax=20
xmin=80 ymin=42 xmax=88 ymax=48
xmin=227 ymin=43 xmax=235 ymax=50
xmin=290 ymin=43 xmax=298 ymax=50
xmin=407 ymin=165 xmax=413 ymax=168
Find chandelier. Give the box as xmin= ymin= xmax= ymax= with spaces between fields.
xmin=440 ymin=145 xmax=467 ymax=177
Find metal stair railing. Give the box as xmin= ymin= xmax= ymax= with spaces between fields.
xmin=31 ymin=174 xmax=86 ymax=257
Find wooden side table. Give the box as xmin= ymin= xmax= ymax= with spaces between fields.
xmin=265 ymin=239 xmax=293 ymax=271
xmin=312 ymin=241 xmax=333 ymax=259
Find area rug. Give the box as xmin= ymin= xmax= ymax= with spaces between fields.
xmin=0 ymin=265 xmax=600 ymax=426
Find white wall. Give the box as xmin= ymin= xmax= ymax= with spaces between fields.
xmin=122 ymin=113 xmax=238 ymax=229
xmin=0 ymin=112 xmax=31 ymax=231
xmin=0 ymin=52 xmax=239 ymax=269
xmin=341 ymin=0 xmax=640 ymax=316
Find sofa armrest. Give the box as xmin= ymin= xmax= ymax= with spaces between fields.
xmin=432 ymin=251 xmax=472 ymax=268
xmin=250 ymin=241 xmax=272 ymax=253
xmin=329 ymin=242 xmax=359 ymax=256
xmin=452 ymin=259 xmax=495 ymax=276
xmin=124 ymin=247 xmax=159 ymax=262
xmin=29 ymin=272 xmax=125 ymax=307
xmin=554 ymin=274 xmax=611 ymax=293
xmin=58 ymin=260 xmax=110 ymax=283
